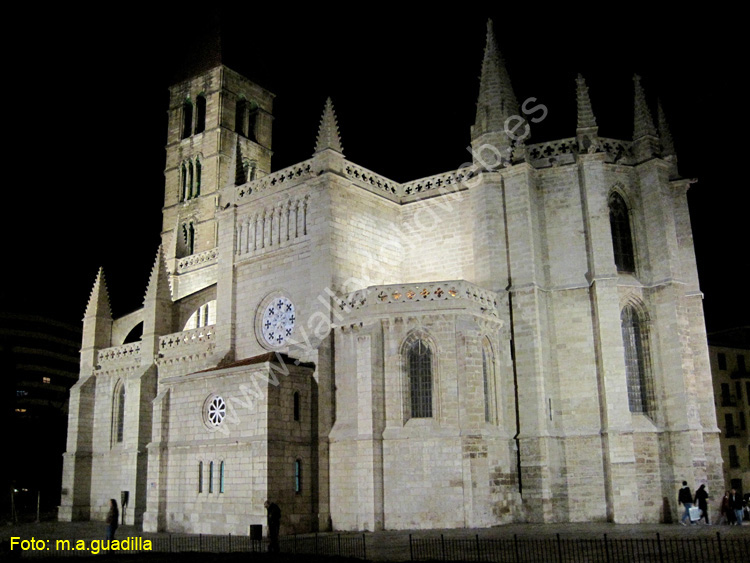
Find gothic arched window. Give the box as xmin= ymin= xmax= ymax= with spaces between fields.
xmin=235 ymin=98 xmax=247 ymax=136
xmin=293 ymin=391 xmax=300 ymax=421
xmin=178 ymin=222 xmax=196 ymax=258
xmin=181 ymin=163 xmax=188 ymax=202
xmin=294 ymin=459 xmax=302 ymax=494
xmin=195 ymin=95 xmax=206 ymax=134
xmin=187 ymin=161 xmax=194 ymax=199
xmin=195 ymin=159 xmax=202 ymax=196
xmin=609 ymin=192 xmax=636 ymax=273
xmin=621 ymin=304 xmax=654 ymax=415
xmin=112 ymin=379 xmax=125 ymax=446
xmin=407 ymin=338 xmax=433 ymax=418
xmin=181 ymin=100 xmax=193 ymax=140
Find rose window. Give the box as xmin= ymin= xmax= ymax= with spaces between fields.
xmin=206 ymin=395 xmax=226 ymax=427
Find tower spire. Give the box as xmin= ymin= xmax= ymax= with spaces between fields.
xmin=84 ymin=267 xmax=112 ymax=321
xmin=657 ymin=99 xmax=679 ymax=179
xmin=141 ymin=246 xmax=174 ymax=361
xmin=143 ymin=245 xmax=173 ymax=306
xmin=81 ymin=267 xmax=113 ymax=371
xmin=632 ymin=74 xmax=659 ymax=162
xmin=576 ymin=74 xmax=597 ymax=130
xmin=633 ymin=74 xmax=657 ymax=140
xmin=314 ymin=97 xmax=344 ymax=155
xmin=471 ymin=19 xmax=523 ymax=165
xmin=576 ymin=74 xmax=598 ymax=152
xmin=657 ymin=99 xmax=675 ymax=157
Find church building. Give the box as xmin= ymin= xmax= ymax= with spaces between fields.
xmin=59 ymin=21 xmax=723 ymax=534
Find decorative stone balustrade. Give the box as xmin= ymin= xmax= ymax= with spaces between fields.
xmin=237 ymin=160 xmax=314 ymax=200
xmin=598 ymin=138 xmax=634 ymax=164
xmin=527 ymin=137 xmax=578 ymax=164
xmin=343 ymin=162 xmax=401 ymax=200
xmin=97 ymin=342 xmax=141 ymax=366
xmin=526 ymin=137 xmax=634 ymax=167
xmin=177 ymin=248 xmax=218 ymax=273
xmin=339 ymin=280 xmax=499 ymax=318
xmin=159 ymin=325 xmax=215 ymax=352
xmin=401 ymin=169 xmax=476 ymax=202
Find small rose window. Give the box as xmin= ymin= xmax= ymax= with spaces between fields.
xmin=206 ymin=395 xmax=226 ymax=427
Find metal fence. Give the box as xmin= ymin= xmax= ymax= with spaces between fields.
xmin=409 ymin=533 xmax=749 ymax=563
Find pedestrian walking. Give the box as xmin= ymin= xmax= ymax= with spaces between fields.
xmin=693 ymin=484 xmax=709 ymax=524
xmin=728 ymin=488 xmax=743 ymax=525
xmin=678 ymin=481 xmax=694 ymax=525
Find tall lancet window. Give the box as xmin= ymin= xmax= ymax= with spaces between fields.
xmin=195 ymin=159 xmax=202 ymax=196
xmin=609 ymin=192 xmax=636 ymax=273
xmin=407 ymin=338 xmax=433 ymax=418
xmin=181 ymin=163 xmax=188 ymax=202
xmin=195 ymin=95 xmax=206 ymax=134
xmin=235 ymin=98 xmax=247 ymax=136
xmin=181 ymin=100 xmax=193 ymax=139
xmin=621 ymin=305 xmax=654 ymax=415
xmin=112 ymin=379 xmax=125 ymax=446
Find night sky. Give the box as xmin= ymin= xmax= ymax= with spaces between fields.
xmin=5 ymin=9 xmax=746 ymax=335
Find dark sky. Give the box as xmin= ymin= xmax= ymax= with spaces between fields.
xmin=4 ymin=9 xmax=746 ymax=334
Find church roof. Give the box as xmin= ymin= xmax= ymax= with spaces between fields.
xmin=197 ymin=352 xmax=315 ymax=374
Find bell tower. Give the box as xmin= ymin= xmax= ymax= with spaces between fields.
xmin=161 ymin=65 xmax=274 ymax=270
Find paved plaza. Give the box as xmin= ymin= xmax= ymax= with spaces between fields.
xmin=2 ymin=519 xmax=747 ymax=561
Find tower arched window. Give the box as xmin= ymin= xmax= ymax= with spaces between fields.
xmin=247 ymin=104 xmax=258 ymax=142
xmin=620 ymin=304 xmax=654 ymax=415
xmin=195 ymin=95 xmax=206 ymax=134
xmin=407 ymin=337 xmax=433 ymax=419
xmin=294 ymin=459 xmax=302 ymax=494
xmin=112 ymin=379 xmax=125 ymax=446
xmin=181 ymin=163 xmax=188 ymax=202
xmin=609 ymin=192 xmax=635 ymax=273
xmin=187 ymin=222 xmax=195 ymax=255
xmin=178 ymin=221 xmax=196 ymax=258
xmin=195 ymin=159 xmax=201 ymax=196
xmin=235 ymin=99 xmax=247 ymax=136
xmin=181 ymin=101 xmax=193 ymax=140
xmin=188 ymin=161 xmax=194 ymax=199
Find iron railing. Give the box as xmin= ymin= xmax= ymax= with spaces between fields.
xmin=409 ymin=532 xmax=749 ymax=563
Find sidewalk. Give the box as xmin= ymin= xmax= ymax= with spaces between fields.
xmin=3 ymin=519 xmax=748 ymax=561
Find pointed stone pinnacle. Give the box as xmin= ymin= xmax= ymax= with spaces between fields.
xmin=633 ymin=74 xmax=657 ymax=140
xmin=144 ymin=245 xmax=172 ymax=305
xmin=657 ymin=99 xmax=676 ymax=157
xmin=85 ymin=267 xmax=112 ymax=320
xmin=473 ymin=19 xmax=520 ymax=142
xmin=576 ymin=74 xmax=597 ymax=130
xmin=314 ymin=98 xmax=344 ymax=155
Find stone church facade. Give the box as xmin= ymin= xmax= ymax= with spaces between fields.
xmin=59 ymin=22 xmax=723 ymax=534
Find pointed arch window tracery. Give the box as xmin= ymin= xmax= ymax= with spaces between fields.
xmin=620 ymin=303 xmax=655 ymax=415
xmin=405 ymin=336 xmax=434 ymax=419
xmin=609 ymin=192 xmax=636 ymax=273
xmin=111 ymin=379 xmax=125 ymax=447
xmin=181 ymin=100 xmax=193 ymax=139
xmin=195 ymin=94 xmax=206 ymax=134
xmin=180 ymin=157 xmax=202 ymax=202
